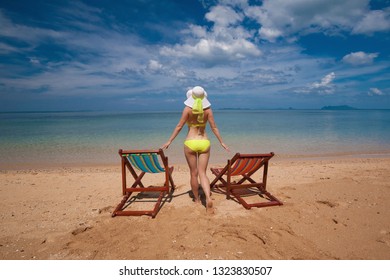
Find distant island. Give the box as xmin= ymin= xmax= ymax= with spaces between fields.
xmin=321 ymin=105 xmax=358 ymax=110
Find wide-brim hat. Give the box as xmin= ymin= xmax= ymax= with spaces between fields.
xmin=184 ymin=86 xmax=211 ymax=109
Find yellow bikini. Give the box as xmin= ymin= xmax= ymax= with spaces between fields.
xmin=185 ymin=122 xmax=209 ymax=153
xmin=184 ymin=139 xmax=210 ymax=153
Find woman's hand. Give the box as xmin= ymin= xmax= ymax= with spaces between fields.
xmin=161 ymin=141 xmax=171 ymax=150
xmin=221 ymin=142 xmax=230 ymax=152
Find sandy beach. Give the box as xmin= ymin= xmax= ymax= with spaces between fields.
xmin=1 ymin=156 xmax=389 ymax=260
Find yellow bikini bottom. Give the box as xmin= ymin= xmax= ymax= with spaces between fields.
xmin=184 ymin=139 xmax=210 ymax=153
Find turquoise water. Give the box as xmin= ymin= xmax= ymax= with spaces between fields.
xmin=1 ymin=110 xmax=390 ymax=168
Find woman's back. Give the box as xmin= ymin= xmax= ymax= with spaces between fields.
xmin=186 ymin=107 xmax=210 ymax=140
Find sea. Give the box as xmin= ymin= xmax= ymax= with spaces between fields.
xmin=1 ymin=110 xmax=390 ymax=168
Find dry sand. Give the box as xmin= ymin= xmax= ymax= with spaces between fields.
xmin=1 ymin=156 xmax=390 ymax=260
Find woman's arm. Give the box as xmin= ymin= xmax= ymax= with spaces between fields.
xmin=208 ymin=109 xmax=230 ymax=151
xmin=161 ymin=107 xmax=189 ymax=150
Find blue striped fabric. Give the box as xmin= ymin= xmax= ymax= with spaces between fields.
xmin=126 ymin=153 xmax=165 ymax=173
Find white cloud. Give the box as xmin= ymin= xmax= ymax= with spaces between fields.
xmin=205 ymin=5 xmax=243 ymax=26
xmin=342 ymin=51 xmax=379 ymax=66
xmin=353 ymin=9 xmax=390 ymax=34
xmin=295 ymin=72 xmax=336 ymax=95
xmin=160 ymin=4 xmax=261 ymax=66
xmin=244 ymin=0 xmax=390 ymax=42
xmin=259 ymin=27 xmax=283 ymax=42
xmin=29 ymin=57 xmax=41 ymax=65
xmin=148 ymin=60 xmax=163 ymax=71
xmin=185 ymin=24 xmax=207 ymax=38
xmin=0 ymin=42 xmax=20 ymax=54
xmin=161 ymin=36 xmax=260 ymax=66
xmin=313 ymin=72 xmax=335 ymax=87
xmin=0 ymin=10 xmax=61 ymax=45
xmin=311 ymin=72 xmax=336 ymax=93
xmin=368 ymin=87 xmax=385 ymax=96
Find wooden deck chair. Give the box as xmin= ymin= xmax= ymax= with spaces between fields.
xmin=112 ymin=149 xmax=175 ymax=218
xmin=210 ymin=152 xmax=282 ymax=209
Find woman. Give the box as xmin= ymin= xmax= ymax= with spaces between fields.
xmin=161 ymin=86 xmax=229 ymax=214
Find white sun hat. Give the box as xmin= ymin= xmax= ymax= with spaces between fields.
xmin=184 ymin=86 xmax=211 ymax=109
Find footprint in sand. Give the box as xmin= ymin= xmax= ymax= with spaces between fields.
xmin=71 ymin=225 xmax=93 ymax=236
xmin=316 ymin=200 xmax=339 ymax=208
xmin=377 ymin=231 xmax=390 ymax=247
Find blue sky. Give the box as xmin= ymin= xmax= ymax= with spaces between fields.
xmin=0 ymin=0 xmax=389 ymax=111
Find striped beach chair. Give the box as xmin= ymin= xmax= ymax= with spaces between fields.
xmin=210 ymin=153 xmax=282 ymax=209
xmin=112 ymin=149 xmax=175 ymax=218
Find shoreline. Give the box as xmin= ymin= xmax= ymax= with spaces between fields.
xmin=1 ymin=150 xmax=390 ymax=171
xmin=1 ymin=154 xmax=389 ymax=260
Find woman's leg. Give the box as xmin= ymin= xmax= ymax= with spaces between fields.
xmin=198 ymin=149 xmax=214 ymax=214
xmin=184 ymin=146 xmax=200 ymax=203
